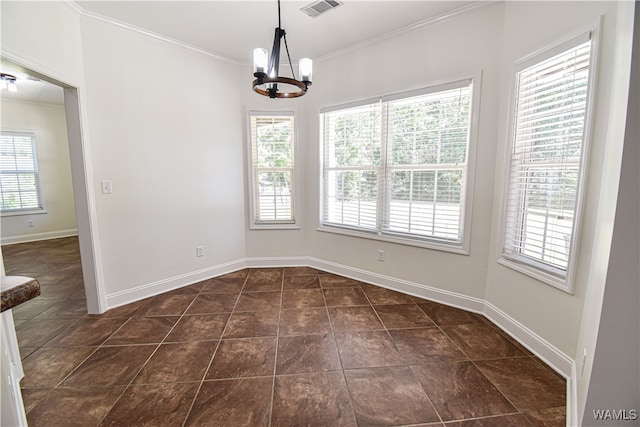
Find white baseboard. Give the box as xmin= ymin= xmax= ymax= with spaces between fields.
xmin=1 ymin=229 xmax=78 ymax=245
xmin=483 ymin=302 xmax=573 ymax=378
xmin=245 ymin=256 xmax=310 ymax=268
xmin=105 ymin=259 xmax=247 ymax=309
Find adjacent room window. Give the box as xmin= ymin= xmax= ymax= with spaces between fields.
xmin=320 ymin=79 xmax=476 ymax=251
xmin=500 ymin=32 xmax=595 ymax=291
xmin=0 ymin=132 xmax=44 ymax=214
xmin=248 ymin=112 xmax=296 ymax=227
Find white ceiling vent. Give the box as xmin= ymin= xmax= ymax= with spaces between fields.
xmin=300 ymin=0 xmax=342 ymax=18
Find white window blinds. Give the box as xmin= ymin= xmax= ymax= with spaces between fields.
xmin=0 ymin=132 xmax=42 ymax=213
xmin=321 ymin=103 xmax=381 ymax=232
xmin=383 ymin=85 xmax=471 ymax=243
xmin=249 ymin=113 xmax=295 ymax=225
xmin=321 ymin=80 xmax=473 ymax=247
xmin=502 ymin=34 xmax=592 ymax=279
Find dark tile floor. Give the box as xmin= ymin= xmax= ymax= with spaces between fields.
xmin=3 ymin=237 xmax=567 ymax=426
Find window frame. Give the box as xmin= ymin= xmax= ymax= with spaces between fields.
xmin=497 ymin=27 xmax=600 ymax=293
xmin=0 ymin=131 xmax=47 ymax=217
xmin=318 ymin=75 xmax=481 ymax=254
xmin=246 ymin=110 xmax=299 ymax=230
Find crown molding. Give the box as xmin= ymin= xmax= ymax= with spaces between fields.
xmin=315 ymin=1 xmax=495 ymax=63
xmin=65 ymin=1 xmax=495 ymax=67
xmin=66 ymin=0 xmax=242 ymax=66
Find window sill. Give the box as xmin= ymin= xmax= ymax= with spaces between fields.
xmin=317 ymin=225 xmax=469 ymax=255
xmin=497 ymin=256 xmax=574 ymax=294
xmin=1 ymin=209 xmax=47 ymax=218
xmin=249 ymin=223 xmax=300 ymax=231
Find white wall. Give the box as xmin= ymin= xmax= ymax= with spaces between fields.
xmin=79 ymin=15 xmax=247 ymax=302
xmin=2 ymin=2 xmax=247 ymax=307
xmin=1 ymin=99 xmax=77 ymax=243
xmin=0 ymin=1 xmax=84 ymax=86
xmin=246 ymin=3 xmax=505 ymax=302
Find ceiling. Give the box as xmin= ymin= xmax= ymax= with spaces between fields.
xmin=1 ymin=1 xmax=482 ymax=105
xmin=74 ymin=0 xmax=480 ymax=64
xmin=0 ymin=60 xmax=65 ymax=105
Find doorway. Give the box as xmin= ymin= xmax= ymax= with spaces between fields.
xmin=1 ymin=56 xmax=102 ymax=314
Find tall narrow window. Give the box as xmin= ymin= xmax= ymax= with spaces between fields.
xmin=320 ymin=79 xmax=476 ymax=251
xmin=0 ymin=132 xmax=43 ymax=214
xmin=248 ymin=112 xmax=296 ymax=227
xmin=501 ymin=32 xmax=594 ymax=290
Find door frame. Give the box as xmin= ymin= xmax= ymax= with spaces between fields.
xmin=1 ymin=53 xmax=106 ymax=313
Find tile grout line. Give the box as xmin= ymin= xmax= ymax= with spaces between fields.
xmin=10 ymin=243 xmax=567 ymax=427
xmin=97 ymin=288 xmax=208 ymax=426
xmin=430 ymin=316 xmax=530 ymax=422
xmin=367 ymin=292 xmax=446 ymax=426
xmin=319 ymin=274 xmax=360 ymax=427
xmin=267 ymin=268 xmax=286 ymax=427
xmin=180 ymin=271 xmax=249 ymax=427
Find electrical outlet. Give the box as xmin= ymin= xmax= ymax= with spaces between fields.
xmin=27 ymin=220 xmax=34 ymax=227
xmin=196 ymin=246 xmax=204 ymax=257
xmin=377 ymin=249 xmax=385 ymax=262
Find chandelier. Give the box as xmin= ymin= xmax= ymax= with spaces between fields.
xmin=252 ymin=0 xmax=312 ymax=99
xmin=1 ymin=73 xmax=17 ymax=93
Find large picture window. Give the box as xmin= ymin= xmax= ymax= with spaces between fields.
xmin=320 ymin=79 xmax=476 ymax=251
xmin=248 ymin=112 xmax=296 ymax=227
xmin=500 ymin=32 xmax=595 ymax=291
xmin=0 ymin=132 xmax=43 ymax=214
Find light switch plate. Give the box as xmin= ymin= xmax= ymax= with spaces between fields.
xmin=101 ymin=180 xmax=113 ymax=194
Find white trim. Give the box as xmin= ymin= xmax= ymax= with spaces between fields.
xmin=308 ymin=256 xmax=486 ymax=313
xmin=497 ymin=257 xmax=569 ymax=293
xmin=105 ymin=259 xmax=247 ymax=310
xmin=483 ymin=301 xmax=573 ymax=378
xmin=69 ymin=1 xmax=240 ymax=65
xmin=0 ymin=229 xmax=78 ymax=245
xmin=314 ymin=1 xmax=493 ymax=64
xmin=245 ymin=256 xmax=309 ymax=269
xmin=246 ymin=110 xmax=299 ymax=229
xmin=316 ymin=225 xmax=469 ymax=255
xmin=249 ymin=224 xmax=301 ymax=231
xmin=67 ymin=1 xmax=493 ymax=68
xmin=495 ymin=22 xmax=601 ymax=295
xmin=0 ymin=131 xmax=48 ymax=215
xmin=515 ymin=31 xmax=592 ymax=72
xmin=381 ymin=78 xmax=472 ymax=103
xmin=319 ymin=75 xmax=480 ymax=254
xmin=0 ymin=209 xmax=48 ymax=218
xmin=0 ymin=97 xmax=65 ymax=109
xmin=568 ymin=362 xmax=579 ymax=427
xmin=319 ymin=97 xmax=381 ymax=115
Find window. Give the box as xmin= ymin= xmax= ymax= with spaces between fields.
xmin=320 ymin=79 xmax=476 ymax=251
xmin=248 ymin=112 xmax=296 ymax=227
xmin=500 ymin=32 xmax=595 ymax=291
xmin=0 ymin=132 xmax=44 ymax=214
